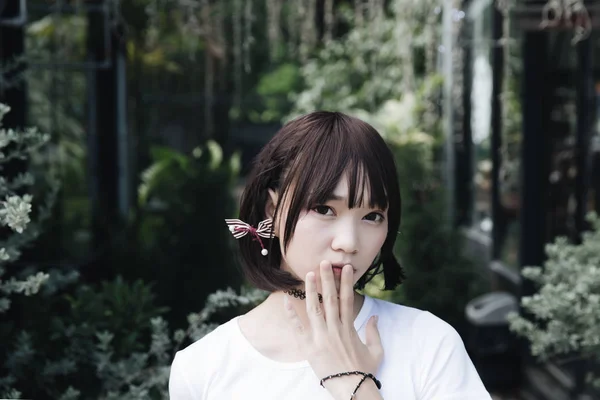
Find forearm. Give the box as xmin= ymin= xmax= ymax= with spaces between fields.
xmin=324 ymin=375 xmax=384 ymax=400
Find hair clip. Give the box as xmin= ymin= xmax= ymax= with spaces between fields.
xmin=225 ymin=218 xmax=274 ymax=256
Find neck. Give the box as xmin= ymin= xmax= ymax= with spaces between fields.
xmin=265 ymin=290 xmax=365 ymax=329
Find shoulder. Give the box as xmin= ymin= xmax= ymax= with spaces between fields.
xmin=169 ymin=318 xmax=239 ymax=399
xmin=368 ymin=297 xmax=469 ymax=365
xmin=176 ymin=318 xmax=237 ymax=360
xmin=369 ymin=296 xmax=458 ymax=339
xmin=367 ymin=298 xmax=491 ymax=399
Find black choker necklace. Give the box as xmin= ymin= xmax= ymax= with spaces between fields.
xmin=285 ymin=289 xmax=323 ymax=303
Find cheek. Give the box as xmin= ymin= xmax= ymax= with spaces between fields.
xmin=280 ymin=218 xmax=333 ymax=275
xmin=289 ymin=216 xmax=327 ymax=249
xmin=363 ymin=227 xmax=387 ymax=257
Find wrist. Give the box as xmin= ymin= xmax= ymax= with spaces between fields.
xmin=323 ymin=374 xmax=361 ymax=398
xmin=322 ymin=374 xmax=383 ymax=400
xmin=352 ymin=378 xmax=382 ymax=399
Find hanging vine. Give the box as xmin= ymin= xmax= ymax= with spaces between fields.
xmin=138 ymin=0 xmax=416 ymax=122
xmin=286 ymin=2 xmax=299 ymax=59
xmin=201 ymin=0 xmax=214 ymax=138
xmin=243 ymin=0 xmax=255 ymax=74
xmin=233 ymin=0 xmax=243 ymax=110
xmin=214 ymin=0 xmax=226 ymax=92
xmin=496 ymin=0 xmax=522 ymax=203
xmin=323 ymin=0 xmax=335 ymax=42
xmin=266 ymin=0 xmax=283 ymax=59
xmin=306 ymin=0 xmax=317 ymax=51
xmin=298 ymin=0 xmax=309 ymax=63
xmin=368 ymin=0 xmax=385 ymax=23
xmin=424 ymin=5 xmax=441 ymax=76
xmin=451 ymin=0 xmax=466 ymax=146
xmin=355 ymin=0 xmax=364 ymax=27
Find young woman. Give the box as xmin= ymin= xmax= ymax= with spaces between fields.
xmin=169 ymin=111 xmax=492 ymax=400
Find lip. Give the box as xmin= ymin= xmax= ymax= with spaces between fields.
xmin=331 ymin=263 xmax=355 ymax=272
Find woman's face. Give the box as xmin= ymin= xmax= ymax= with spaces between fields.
xmin=275 ymin=175 xmax=388 ymax=293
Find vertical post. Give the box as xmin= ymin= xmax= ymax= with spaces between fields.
xmin=519 ymin=31 xmax=548 ymax=295
xmin=0 ymin=0 xmax=26 ymax=129
xmin=116 ymin=36 xmax=129 ymax=219
xmin=574 ymin=37 xmax=593 ymax=241
xmin=443 ymin=0 xmax=456 ymax=225
xmin=594 ymin=136 xmax=600 ymax=213
xmin=572 ymin=34 xmax=593 ymax=398
xmin=456 ymin=25 xmax=472 ymax=227
xmin=0 ymin=0 xmax=28 ymax=208
xmin=86 ymin=0 xmax=128 ymax=282
xmin=490 ymin=4 xmax=504 ymax=259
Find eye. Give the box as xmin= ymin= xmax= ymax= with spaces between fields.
xmin=364 ymin=212 xmax=385 ymax=223
xmin=312 ymin=205 xmax=334 ymax=216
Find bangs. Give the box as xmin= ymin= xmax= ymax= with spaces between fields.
xmin=277 ymin=113 xmax=397 ymax=249
xmin=288 ymin=145 xmax=389 ymax=211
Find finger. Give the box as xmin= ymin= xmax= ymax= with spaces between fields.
xmin=319 ymin=260 xmax=340 ymax=329
xmin=339 ymin=264 xmax=354 ymax=326
xmin=283 ymin=294 xmax=309 ymax=345
xmin=305 ymin=271 xmax=327 ymax=334
xmin=365 ymin=315 xmax=383 ymax=360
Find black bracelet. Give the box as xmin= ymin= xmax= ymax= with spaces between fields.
xmin=350 ymin=374 xmax=370 ymax=399
xmin=319 ymin=370 xmax=382 ymax=394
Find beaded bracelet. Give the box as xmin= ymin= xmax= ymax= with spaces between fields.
xmin=320 ymin=371 xmax=382 ymax=399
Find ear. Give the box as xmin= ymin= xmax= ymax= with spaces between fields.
xmin=265 ymin=189 xmax=279 ymax=222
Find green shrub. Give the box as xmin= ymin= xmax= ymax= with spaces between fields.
xmin=132 ymin=141 xmax=243 ymax=328
xmin=2 ymin=273 xmax=266 ymax=399
xmin=508 ymin=212 xmax=600 ymax=388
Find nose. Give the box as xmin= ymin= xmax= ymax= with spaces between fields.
xmin=331 ymin=219 xmax=359 ymax=254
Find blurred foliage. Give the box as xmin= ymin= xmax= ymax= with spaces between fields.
xmin=359 ymin=81 xmax=487 ymax=331
xmin=288 ymin=0 xmax=441 ymax=118
xmin=3 ymin=270 xmax=166 ymax=399
xmin=246 ymin=63 xmax=303 ymax=123
xmin=389 ymin=150 xmax=487 ymax=332
xmin=0 ymin=103 xmax=57 ymax=314
xmin=508 ymin=212 xmax=600 ymax=389
xmin=64 ymin=276 xmax=168 ymax=356
xmin=130 ymin=141 xmax=243 ymax=328
xmin=0 ymin=133 xmax=243 ymax=398
xmin=24 ymin=14 xmax=92 ymax=263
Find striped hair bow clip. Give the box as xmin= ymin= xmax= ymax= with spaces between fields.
xmin=225 ymin=218 xmax=275 ymax=256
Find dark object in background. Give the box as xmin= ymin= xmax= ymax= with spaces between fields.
xmin=465 ymin=291 xmax=522 ymax=391
xmin=0 ymin=0 xmax=7 ymax=18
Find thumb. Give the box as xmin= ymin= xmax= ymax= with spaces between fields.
xmin=365 ymin=315 xmax=383 ymax=358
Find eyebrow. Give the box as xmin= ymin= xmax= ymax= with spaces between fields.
xmin=325 ymin=193 xmax=345 ymax=201
xmin=324 ymin=193 xmax=387 ymax=210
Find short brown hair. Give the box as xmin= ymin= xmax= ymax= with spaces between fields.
xmin=237 ymin=111 xmax=404 ymax=292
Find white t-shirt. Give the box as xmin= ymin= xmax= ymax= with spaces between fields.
xmin=169 ymin=295 xmax=493 ymax=400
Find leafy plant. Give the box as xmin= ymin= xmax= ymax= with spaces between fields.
xmin=508 ymin=212 xmax=600 ymax=388
xmin=64 ymin=276 xmax=169 ymax=357
xmin=247 ymin=63 xmax=302 ymax=123
xmin=133 ymin=141 xmax=243 ymax=328
xmin=2 ymin=270 xmax=167 ymax=398
xmin=2 ymin=276 xmax=266 ymax=400
xmin=0 ymin=103 xmax=59 ymax=397
xmin=0 ymin=104 xmax=57 ymax=313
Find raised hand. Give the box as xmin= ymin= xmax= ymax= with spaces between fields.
xmin=283 ymin=260 xmax=383 ymax=399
